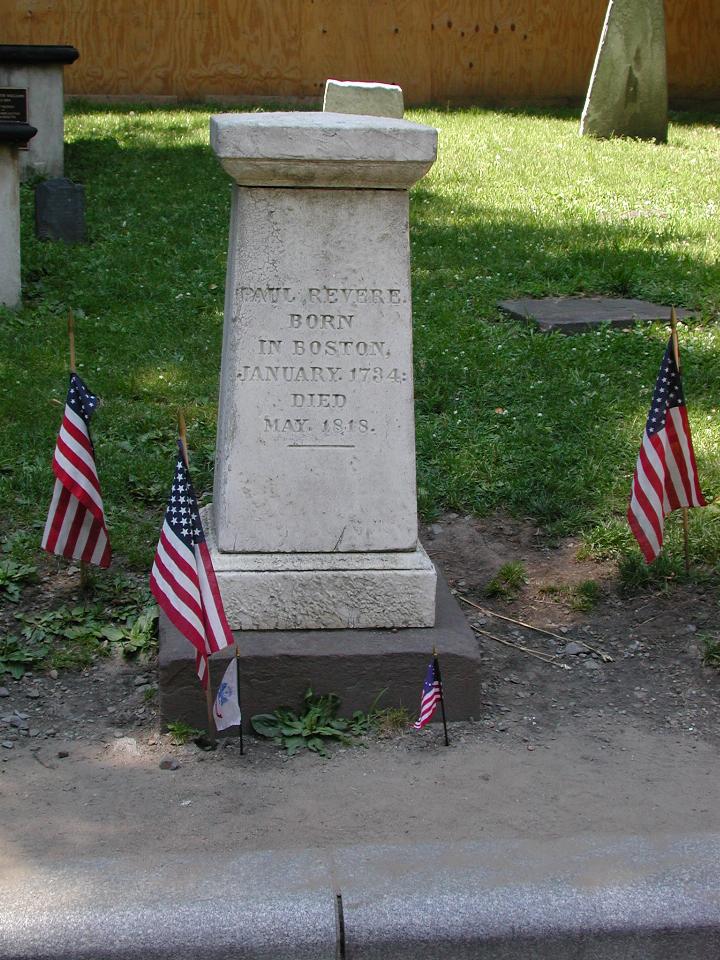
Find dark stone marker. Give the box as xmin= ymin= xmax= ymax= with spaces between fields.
xmin=160 ymin=573 xmax=482 ymax=731
xmin=498 ymin=296 xmax=693 ymax=334
xmin=34 ymin=177 xmax=86 ymax=244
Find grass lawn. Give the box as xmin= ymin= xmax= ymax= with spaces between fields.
xmin=1 ymin=103 xmax=719 ymax=578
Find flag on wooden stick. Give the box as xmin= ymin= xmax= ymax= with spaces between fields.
xmin=150 ymin=441 xmax=233 ymax=688
xmin=41 ymin=373 xmax=111 ymax=568
xmin=627 ymin=337 xmax=705 ymax=563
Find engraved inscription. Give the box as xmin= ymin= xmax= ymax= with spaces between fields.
xmin=236 ymin=283 xmax=409 ymax=444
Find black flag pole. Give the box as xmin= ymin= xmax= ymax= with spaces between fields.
xmin=670 ymin=306 xmax=691 ymax=574
xmin=235 ymin=643 xmax=244 ymax=756
xmin=433 ymin=646 xmax=450 ymax=746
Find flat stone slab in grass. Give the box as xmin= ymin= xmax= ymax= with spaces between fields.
xmin=498 ymin=296 xmax=694 ymax=334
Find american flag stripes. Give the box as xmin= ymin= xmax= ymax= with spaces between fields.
xmin=41 ymin=373 xmax=111 ymax=568
xmin=150 ymin=443 xmax=233 ymax=688
xmin=413 ymin=659 xmax=443 ymax=729
xmin=627 ymin=338 xmax=705 ymax=563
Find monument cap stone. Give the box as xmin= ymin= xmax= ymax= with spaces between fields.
xmin=210 ymin=111 xmax=436 ymax=188
xmin=0 ymin=44 xmax=79 ymax=65
xmin=323 ymin=79 xmax=404 ymax=118
xmin=0 ymin=121 xmax=37 ymax=146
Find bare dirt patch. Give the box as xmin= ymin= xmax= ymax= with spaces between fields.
xmin=1 ymin=514 xmax=718 ymax=869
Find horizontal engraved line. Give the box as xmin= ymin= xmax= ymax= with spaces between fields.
xmin=287 ymin=443 xmax=356 ymax=449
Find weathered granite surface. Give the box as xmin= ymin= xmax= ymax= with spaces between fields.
xmin=498 ymin=296 xmax=692 ymax=333
xmin=3 ymin=834 xmax=720 ymax=958
xmin=580 ymin=0 xmax=668 ymax=142
xmin=323 ymin=79 xmax=404 ymax=118
xmin=208 ymin=111 xmax=438 ymax=628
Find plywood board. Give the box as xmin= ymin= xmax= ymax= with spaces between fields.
xmin=0 ymin=0 xmax=717 ymax=103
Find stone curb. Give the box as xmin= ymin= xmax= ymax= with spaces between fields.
xmin=1 ymin=834 xmax=719 ymax=958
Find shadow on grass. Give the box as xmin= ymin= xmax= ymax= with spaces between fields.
xmin=411 ymin=102 xmax=720 ymax=128
xmin=11 ymin=123 xmax=720 ymax=561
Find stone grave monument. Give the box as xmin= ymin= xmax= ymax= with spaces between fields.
xmin=0 ymin=44 xmax=79 ymax=179
xmin=323 ymin=79 xmax=404 ymax=118
xmin=0 ymin=121 xmax=36 ymax=309
xmin=580 ymin=0 xmax=668 ymax=142
xmin=160 ymin=112 xmax=481 ymax=727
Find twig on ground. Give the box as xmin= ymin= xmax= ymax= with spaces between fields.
xmin=470 ymin=625 xmax=570 ymax=670
xmin=31 ymin=751 xmax=56 ymax=770
xmin=457 ymin=592 xmax=614 ymax=663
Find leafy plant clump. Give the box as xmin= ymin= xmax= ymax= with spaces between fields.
xmin=699 ymin=635 xmax=720 ymax=670
xmin=13 ymin=581 xmax=158 ymax=672
xmin=251 ymin=688 xmax=376 ymax=757
xmin=0 ymin=558 xmax=38 ymax=602
xmin=0 ymin=634 xmax=49 ymax=679
xmin=485 ymin=561 xmax=528 ymax=600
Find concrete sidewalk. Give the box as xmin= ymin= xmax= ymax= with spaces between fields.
xmin=2 ymin=834 xmax=719 ymax=958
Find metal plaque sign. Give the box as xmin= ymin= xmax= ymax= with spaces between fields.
xmin=0 ymin=88 xmax=28 ymax=123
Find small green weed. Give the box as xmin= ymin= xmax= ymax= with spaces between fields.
xmin=372 ymin=705 xmax=412 ymax=736
xmin=485 ymin=561 xmax=528 ymax=600
xmin=617 ymin=552 xmax=685 ymax=595
xmin=166 ymin=720 xmax=203 ymax=744
xmin=0 ymin=558 xmax=37 ymax=602
xmin=571 ymin=579 xmax=601 ymax=611
xmin=143 ymin=686 xmax=157 ymax=702
xmin=540 ymin=579 xmax=601 ymax=611
xmin=0 ymin=635 xmax=49 ymax=679
xmin=699 ymin=634 xmax=720 ymax=669
xmin=2 ymin=531 xmax=37 ymax=567
xmin=251 ymin=688 xmax=374 ymax=758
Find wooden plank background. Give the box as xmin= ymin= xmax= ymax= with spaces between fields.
xmin=1 ymin=0 xmax=717 ymax=102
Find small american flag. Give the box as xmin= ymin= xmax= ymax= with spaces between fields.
xmin=150 ymin=442 xmax=233 ymax=687
xmin=627 ymin=337 xmax=705 ymax=563
xmin=413 ymin=659 xmax=442 ymax=729
xmin=41 ymin=373 xmax=111 ymax=568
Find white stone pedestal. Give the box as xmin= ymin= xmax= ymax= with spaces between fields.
xmin=0 ymin=122 xmax=36 ymax=309
xmin=0 ymin=45 xmax=79 ymax=179
xmin=209 ymin=111 xmax=438 ymax=629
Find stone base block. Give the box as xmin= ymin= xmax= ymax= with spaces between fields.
xmin=159 ymin=574 xmax=481 ymax=731
xmin=202 ymin=505 xmax=437 ymax=629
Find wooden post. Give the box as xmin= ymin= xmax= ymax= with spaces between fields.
xmin=178 ymin=409 xmax=216 ymax=743
xmin=68 ymin=310 xmax=92 ymax=594
xmin=670 ymin=307 xmax=691 ymax=574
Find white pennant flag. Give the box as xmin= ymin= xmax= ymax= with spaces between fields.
xmin=212 ymin=657 xmax=241 ymax=731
